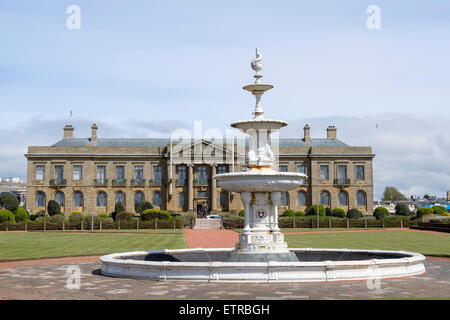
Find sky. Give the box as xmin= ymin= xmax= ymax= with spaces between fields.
xmin=0 ymin=1 xmax=449 ymax=199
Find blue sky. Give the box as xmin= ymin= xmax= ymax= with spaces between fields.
xmin=1 ymin=1 xmax=449 ymax=199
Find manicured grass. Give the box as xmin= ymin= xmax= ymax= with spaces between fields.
xmin=232 ymin=228 xmax=385 ymax=233
xmin=40 ymin=229 xmax=183 ymax=234
xmin=0 ymin=231 xmax=187 ymax=260
xmin=284 ymin=230 xmax=450 ymax=256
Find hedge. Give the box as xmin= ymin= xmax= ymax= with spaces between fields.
xmin=69 ymin=212 xmax=83 ymax=223
xmin=305 ymin=205 xmax=326 ymax=217
xmin=282 ymin=209 xmax=295 ymax=217
xmin=432 ymin=205 xmax=447 ymax=215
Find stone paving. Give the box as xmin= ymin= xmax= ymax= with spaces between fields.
xmin=0 ymin=257 xmax=448 ymax=300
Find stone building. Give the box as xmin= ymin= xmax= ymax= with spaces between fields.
xmin=25 ymin=124 xmax=374 ymax=215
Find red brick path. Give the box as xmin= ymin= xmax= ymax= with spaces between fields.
xmin=184 ymin=229 xmax=239 ymax=248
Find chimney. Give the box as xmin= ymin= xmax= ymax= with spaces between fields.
xmin=326 ymin=126 xmax=337 ymax=139
xmin=303 ymin=124 xmax=311 ymax=142
xmin=63 ymin=125 xmax=74 ymax=139
xmin=91 ymin=123 xmax=98 ymax=142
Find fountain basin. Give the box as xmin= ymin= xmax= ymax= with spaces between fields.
xmin=214 ymin=172 xmax=306 ymax=192
xmin=100 ymin=248 xmax=425 ymax=282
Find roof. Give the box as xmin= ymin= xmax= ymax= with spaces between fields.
xmin=52 ymin=138 xmax=348 ymax=148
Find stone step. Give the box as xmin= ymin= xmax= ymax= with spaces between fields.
xmin=193 ymin=218 xmax=222 ymax=230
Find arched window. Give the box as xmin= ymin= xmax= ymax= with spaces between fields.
xmin=97 ymin=192 xmax=106 ymax=207
xmin=134 ymin=191 xmax=144 ymax=206
xmin=220 ymin=191 xmax=226 ymax=207
xmin=54 ymin=192 xmax=64 ymax=207
xmin=73 ymin=191 xmax=83 ymax=207
xmin=115 ymin=191 xmax=125 ymax=205
xmin=356 ymin=191 xmax=366 ymax=206
xmin=297 ymin=191 xmax=307 ymax=206
xmin=338 ymin=191 xmax=348 ymax=206
xmin=153 ymin=192 xmax=162 ymax=207
xmin=35 ymin=191 xmax=46 ymax=207
xmin=281 ymin=192 xmax=289 ymax=206
xmin=320 ymin=191 xmax=331 ymax=206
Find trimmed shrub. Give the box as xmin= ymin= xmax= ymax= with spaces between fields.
xmin=0 ymin=209 xmax=15 ymax=223
xmin=115 ymin=202 xmax=125 ymax=213
xmin=49 ymin=214 xmax=64 ymax=223
xmin=158 ymin=210 xmax=172 ymax=221
xmin=395 ymin=203 xmax=411 ymax=216
xmin=432 ymin=205 xmax=447 ymax=215
xmin=282 ymin=209 xmax=295 ymax=217
xmin=325 ymin=207 xmax=332 ymax=216
xmin=331 ymin=208 xmax=346 ymax=218
xmin=83 ymin=215 xmax=100 ymax=225
xmin=347 ymin=208 xmax=363 ymax=219
xmin=69 ymin=212 xmax=83 ymax=223
xmin=305 ymin=204 xmax=326 ymax=217
xmin=0 ymin=193 xmax=19 ymax=212
xmin=238 ymin=209 xmax=245 ymax=217
xmin=295 ymin=211 xmax=305 ymax=217
xmin=13 ymin=207 xmax=28 ymax=222
xmin=116 ymin=212 xmax=133 ymax=221
xmin=103 ymin=217 xmax=114 ymax=224
xmin=47 ymin=200 xmax=61 ymax=216
xmin=141 ymin=209 xmax=159 ymax=221
xmin=98 ymin=214 xmax=108 ymax=219
xmin=136 ymin=201 xmax=153 ymax=214
xmin=373 ymin=206 xmax=390 ymax=220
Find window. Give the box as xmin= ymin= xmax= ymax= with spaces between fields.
xmin=73 ymin=192 xmax=83 ymax=207
xmin=281 ymin=192 xmax=289 ymax=206
xmin=153 ymin=192 xmax=162 ymax=206
xmin=134 ymin=191 xmax=144 ymax=206
xmin=73 ymin=165 xmax=82 ymax=181
xmin=134 ymin=166 xmax=143 ymax=183
xmin=320 ymin=191 xmax=330 ymax=206
xmin=96 ymin=192 xmax=106 ymax=207
xmin=296 ymin=165 xmax=306 ymax=174
xmin=218 ymin=165 xmax=227 ymax=174
xmin=319 ymin=165 xmax=329 ymax=180
xmin=55 ymin=165 xmax=64 ymax=181
xmin=337 ymin=165 xmax=347 ymax=181
xmin=198 ymin=166 xmax=207 ymax=184
xmin=356 ymin=191 xmax=366 ymax=206
xmin=97 ymin=166 xmax=106 ymax=181
xmin=36 ymin=165 xmax=45 ymax=181
xmin=179 ymin=192 xmax=184 ymax=207
xmin=116 ymin=166 xmax=125 ymax=181
xmin=115 ymin=191 xmax=125 ymax=204
xmin=153 ymin=166 xmax=162 ymax=184
xmin=177 ymin=165 xmax=186 ymax=185
xmin=297 ymin=191 xmax=306 ymax=206
xmin=338 ymin=191 xmax=348 ymax=206
xmin=220 ymin=192 xmax=226 ymax=207
xmin=197 ymin=190 xmax=207 ymax=198
xmin=54 ymin=192 xmax=64 ymax=207
xmin=279 ymin=165 xmax=288 ymax=172
xmin=356 ymin=165 xmax=365 ymax=180
xmin=35 ymin=191 xmax=46 ymax=207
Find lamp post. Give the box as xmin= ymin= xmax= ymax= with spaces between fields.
xmin=316 ymin=177 xmax=319 ymax=229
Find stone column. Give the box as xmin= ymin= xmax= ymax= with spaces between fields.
xmin=210 ymin=164 xmax=217 ymax=211
xmin=241 ymin=192 xmax=252 ymax=233
xmin=187 ymin=164 xmax=194 ymax=211
xmin=271 ymin=191 xmax=281 ymax=232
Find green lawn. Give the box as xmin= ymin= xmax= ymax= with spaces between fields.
xmin=285 ymin=230 xmax=450 ymax=256
xmin=0 ymin=231 xmax=186 ymax=260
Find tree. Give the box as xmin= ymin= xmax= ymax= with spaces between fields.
xmin=382 ymin=186 xmax=407 ymax=201
xmin=395 ymin=203 xmax=411 ymax=216
xmin=0 ymin=193 xmax=19 ymax=212
xmin=47 ymin=200 xmax=61 ymax=216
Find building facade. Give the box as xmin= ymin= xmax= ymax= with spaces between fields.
xmin=0 ymin=177 xmax=26 ymax=206
xmin=25 ymin=124 xmax=374 ymax=215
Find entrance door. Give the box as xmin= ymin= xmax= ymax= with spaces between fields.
xmin=196 ymin=204 xmax=203 ymax=217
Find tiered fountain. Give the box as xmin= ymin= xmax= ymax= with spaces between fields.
xmin=100 ymin=49 xmax=425 ymax=282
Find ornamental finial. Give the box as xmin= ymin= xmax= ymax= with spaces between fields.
xmin=251 ymin=47 xmax=263 ymax=83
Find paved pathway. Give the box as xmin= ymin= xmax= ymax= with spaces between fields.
xmin=184 ymin=229 xmax=239 ymax=248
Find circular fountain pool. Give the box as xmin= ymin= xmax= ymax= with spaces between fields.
xmin=100 ymin=248 xmax=425 ymax=282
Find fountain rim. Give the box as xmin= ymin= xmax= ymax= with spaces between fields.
xmin=213 ymin=171 xmax=307 ymax=180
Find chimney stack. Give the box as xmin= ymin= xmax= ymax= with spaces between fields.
xmin=63 ymin=125 xmax=74 ymax=139
xmin=303 ymin=124 xmax=311 ymax=142
xmin=326 ymin=126 xmax=337 ymax=139
xmin=91 ymin=124 xmax=98 ymax=142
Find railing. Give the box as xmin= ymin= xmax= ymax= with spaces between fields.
xmin=112 ymin=179 xmax=127 ymax=187
xmin=50 ymin=179 xmax=66 ymax=186
xmin=94 ymin=179 xmax=108 ymax=186
xmin=131 ymin=179 xmax=146 ymax=187
xmin=334 ymin=178 xmax=350 ymax=186
xmin=149 ymin=179 xmax=163 ymax=186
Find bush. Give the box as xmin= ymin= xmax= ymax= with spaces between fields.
xmin=347 ymin=208 xmax=363 ymax=219
xmin=115 ymin=202 xmax=125 ymax=214
xmin=158 ymin=210 xmax=172 ymax=221
xmin=141 ymin=209 xmax=159 ymax=221
xmin=180 ymin=212 xmax=196 ymax=228
xmin=325 ymin=207 xmax=332 ymax=216
xmin=84 ymin=215 xmax=100 ymax=225
xmin=13 ymin=207 xmax=28 ymax=222
xmin=69 ymin=212 xmax=83 ymax=223
xmin=305 ymin=204 xmax=326 ymax=217
xmin=332 ymin=208 xmax=346 ymax=218
xmin=282 ymin=209 xmax=295 ymax=217
xmin=98 ymin=214 xmax=108 ymax=219
xmin=0 ymin=209 xmax=16 ymax=223
xmin=116 ymin=212 xmax=133 ymax=221
xmin=103 ymin=218 xmax=114 ymax=224
xmin=135 ymin=201 xmax=153 ymax=214
xmin=238 ymin=209 xmax=245 ymax=217
xmin=47 ymin=200 xmax=61 ymax=216
xmin=0 ymin=193 xmax=19 ymax=212
xmin=432 ymin=205 xmax=447 ymax=215
xmin=395 ymin=203 xmax=411 ymax=216
xmin=295 ymin=211 xmax=305 ymax=217
xmin=49 ymin=214 xmax=64 ymax=223
xmin=373 ymin=206 xmax=390 ymax=220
